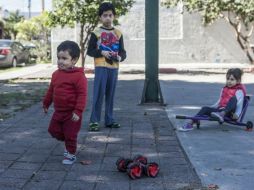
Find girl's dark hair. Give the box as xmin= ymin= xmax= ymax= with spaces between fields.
xmin=226 ymin=68 xmax=243 ymax=81
xmin=98 ymin=2 xmax=116 ymax=16
xmin=57 ymin=40 xmax=80 ymax=59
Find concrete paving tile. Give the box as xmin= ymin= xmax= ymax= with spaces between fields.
xmin=105 ymin=144 xmax=131 ymax=157
xmin=17 ymin=154 xmax=49 ymax=163
xmin=65 ymin=171 xmax=98 ymax=182
xmin=157 ymin=140 xmax=181 ymax=147
xmin=1 ymin=169 xmax=35 ymax=179
xmin=101 ymin=156 xmax=119 ymax=172
xmin=23 ymin=179 xmax=62 ymax=190
xmin=98 ymin=171 xmax=128 ymax=182
xmin=0 ymin=161 xmax=14 ymax=169
xmin=71 ymin=162 xmax=100 ymax=172
xmin=60 ymin=180 xmax=94 ymax=190
xmin=157 ymin=136 xmax=178 ymax=141
xmin=0 ymin=146 xmax=27 ymax=154
xmin=130 ymin=181 xmax=164 ymax=190
xmin=10 ymin=162 xmax=42 ymax=170
xmin=46 ymin=155 xmax=63 ymax=163
xmin=158 ymin=152 xmax=185 ymax=159
xmin=33 ymin=170 xmax=66 ymax=180
xmin=132 ymin=132 xmax=154 ymax=139
xmin=107 ymin=134 xmax=131 ymax=144
xmin=0 ymin=187 xmax=20 ymax=190
xmin=41 ymin=162 xmax=71 ymax=171
xmin=77 ymin=151 xmax=104 ymax=162
xmin=0 ymin=177 xmax=28 ymax=189
xmin=132 ymin=138 xmax=155 ymax=145
xmin=95 ymin=181 xmax=129 ymax=190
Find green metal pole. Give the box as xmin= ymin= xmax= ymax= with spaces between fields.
xmin=141 ymin=0 xmax=164 ymax=104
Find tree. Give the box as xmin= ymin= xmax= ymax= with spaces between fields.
xmin=15 ymin=12 xmax=51 ymax=62
xmin=163 ymin=0 xmax=254 ymax=64
xmin=3 ymin=10 xmax=24 ymax=39
xmin=47 ymin=0 xmax=134 ymax=67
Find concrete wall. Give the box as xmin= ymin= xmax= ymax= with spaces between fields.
xmin=51 ymin=0 xmax=249 ymax=65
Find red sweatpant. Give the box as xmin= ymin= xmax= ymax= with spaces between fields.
xmin=48 ymin=111 xmax=82 ymax=154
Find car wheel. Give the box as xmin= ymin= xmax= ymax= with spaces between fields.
xmin=26 ymin=56 xmax=31 ymax=64
xmin=12 ymin=58 xmax=17 ymax=67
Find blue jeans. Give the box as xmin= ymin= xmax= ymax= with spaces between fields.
xmin=90 ymin=67 xmax=118 ymax=125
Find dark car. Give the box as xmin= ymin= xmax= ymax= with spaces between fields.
xmin=0 ymin=39 xmax=32 ymax=68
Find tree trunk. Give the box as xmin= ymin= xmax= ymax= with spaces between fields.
xmin=80 ymin=23 xmax=85 ymax=67
xmin=236 ymin=34 xmax=254 ymax=64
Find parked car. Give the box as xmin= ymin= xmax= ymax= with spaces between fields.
xmin=0 ymin=39 xmax=32 ymax=68
xmin=22 ymin=43 xmax=38 ymax=62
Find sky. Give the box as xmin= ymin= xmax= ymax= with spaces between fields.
xmin=0 ymin=0 xmax=52 ymax=12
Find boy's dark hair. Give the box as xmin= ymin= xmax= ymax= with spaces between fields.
xmin=98 ymin=2 xmax=116 ymax=16
xmin=226 ymin=68 xmax=243 ymax=81
xmin=57 ymin=40 xmax=80 ymax=59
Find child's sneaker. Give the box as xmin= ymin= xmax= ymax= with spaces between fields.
xmin=106 ymin=122 xmax=121 ymax=128
xmin=89 ymin=122 xmax=100 ymax=131
xmin=64 ymin=149 xmax=68 ymax=157
xmin=211 ymin=112 xmax=224 ymax=123
xmin=62 ymin=153 xmax=76 ymax=165
xmin=178 ymin=123 xmax=194 ymax=132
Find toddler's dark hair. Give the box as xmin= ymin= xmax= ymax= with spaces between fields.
xmin=98 ymin=2 xmax=116 ymax=16
xmin=226 ymin=68 xmax=243 ymax=81
xmin=57 ymin=40 xmax=80 ymax=59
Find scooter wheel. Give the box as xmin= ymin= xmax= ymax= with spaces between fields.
xmin=246 ymin=121 xmax=253 ymax=131
xmin=145 ymin=162 xmax=159 ymax=177
xmin=132 ymin=154 xmax=148 ymax=165
xmin=116 ymin=157 xmax=132 ymax=172
xmin=196 ymin=121 xmax=200 ymax=129
xmin=127 ymin=162 xmax=142 ymax=179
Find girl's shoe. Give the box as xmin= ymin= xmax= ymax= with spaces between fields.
xmin=89 ymin=122 xmax=100 ymax=131
xmin=178 ymin=123 xmax=194 ymax=132
xmin=62 ymin=153 xmax=76 ymax=165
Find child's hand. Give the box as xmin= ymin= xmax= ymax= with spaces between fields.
xmin=72 ymin=113 xmax=80 ymax=122
xmin=232 ymin=113 xmax=239 ymax=120
xmin=116 ymin=55 xmax=121 ymax=62
xmin=101 ymin=50 xmax=111 ymax=59
xmin=43 ymin=107 xmax=48 ymax=114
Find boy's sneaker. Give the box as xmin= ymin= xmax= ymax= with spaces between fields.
xmin=106 ymin=122 xmax=121 ymax=128
xmin=211 ymin=112 xmax=224 ymax=123
xmin=89 ymin=122 xmax=100 ymax=131
xmin=178 ymin=123 xmax=194 ymax=132
xmin=62 ymin=153 xmax=76 ymax=165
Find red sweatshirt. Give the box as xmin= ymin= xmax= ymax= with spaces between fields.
xmin=43 ymin=67 xmax=87 ymax=117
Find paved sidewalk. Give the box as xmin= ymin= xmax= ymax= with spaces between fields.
xmin=0 ymin=76 xmax=202 ymax=190
xmin=0 ymin=64 xmax=50 ymax=81
xmin=1 ymin=63 xmax=253 ymax=81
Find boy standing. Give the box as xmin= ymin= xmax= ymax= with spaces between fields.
xmin=43 ymin=41 xmax=87 ymax=164
xmin=87 ymin=2 xmax=126 ymax=131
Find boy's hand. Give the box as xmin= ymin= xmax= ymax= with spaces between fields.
xmin=101 ymin=50 xmax=111 ymax=59
xmin=117 ymin=55 xmax=121 ymax=62
xmin=232 ymin=113 xmax=239 ymax=120
xmin=72 ymin=113 xmax=80 ymax=122
xmin=43 ymin=107 xmax=48 ymax=114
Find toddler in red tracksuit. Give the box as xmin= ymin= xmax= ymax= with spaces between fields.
xmin=43 ymin=41 xmax=87 ymax=165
